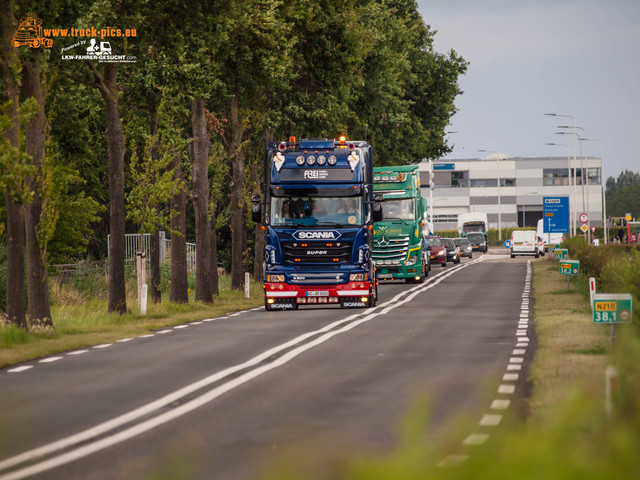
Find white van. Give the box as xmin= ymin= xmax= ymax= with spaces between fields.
xmin=536 ymin=218 xmax=564 ymax=251
xmin=510 ymin=230 xmax=539 ymax=258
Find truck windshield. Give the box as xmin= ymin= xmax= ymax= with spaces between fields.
xmin=463 ymin=221 xmax=485 ymax=233
xmin=381 ymin=198 xmax=415 ymax=221
xmin=270 ymin=196 xmax=364 ymax=227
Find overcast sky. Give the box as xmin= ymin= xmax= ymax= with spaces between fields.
xmin=416 ymin=0 xmax=639 ymax=180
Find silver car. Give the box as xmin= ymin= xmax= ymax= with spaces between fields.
xmin=454 ymin=237 xmax=473 ymax=258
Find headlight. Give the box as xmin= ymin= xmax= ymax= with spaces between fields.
xmin=437 ymin=250 xmax=445 ymax=256
xmin=349 ymin=273 xmax=367 ymax=281
xmin=266 ymin=274 xmax=285 ymax=283
xmin=405 ymin=255 xmax=417 ymax=265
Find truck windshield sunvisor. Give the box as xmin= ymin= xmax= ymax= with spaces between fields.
xmin=271 ymin=186 xmax=362 ymax=197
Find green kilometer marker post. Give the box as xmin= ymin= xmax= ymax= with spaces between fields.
xmin=559 ymin=259 xmax=579 ymax=288
xmin=554 ymin=248 xmax=568 ymax=260
xmin=593 ymin=293 xmax=633 ymax=348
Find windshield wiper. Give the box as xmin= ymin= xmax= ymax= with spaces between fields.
xmin=383 ymin=217 xmax=412 ymax=224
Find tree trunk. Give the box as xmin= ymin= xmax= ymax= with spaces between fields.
xmin=23 ymin=49 xmax=52 ymax=327
xmin=89 ymin=61 xmax=127 ymax=314
xmin=1 ymin=1 xmax=26 ymax=328
xmin=190 ymin=97 xmax=212 ymax=303
xmin=209 ymin=200 xmax=219 ymax=296
xmin=149 ymin=229 xmax=161 ymax=303
xmin=228 ymin=96 xmax=246 ymax=290
xmin=169 ymin=154 xmax=188 ymax=303
xmin=251 ymin=155 xmax=264 ymax=282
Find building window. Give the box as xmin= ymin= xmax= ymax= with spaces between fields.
xmin=500 ymin=178 xmax=516 ymax=187
xmin=470 ymin=178 xmax=498 ymax=187
xmin=434 ymin=214 xmax=458 ymax=223
xmin=451 ymin=171 xmax=469 ymax=187
xmin=571 ymin=167 xmax=601 ymax=185
xmin=543 ymin=168 xmax=569 ymax=186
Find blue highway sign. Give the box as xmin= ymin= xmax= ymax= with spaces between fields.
xmin=543 ymin=196 xmax=570 ymax=233
xmin=433 ymin=163 xmax=455 ymax=171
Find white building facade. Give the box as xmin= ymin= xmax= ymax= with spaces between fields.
xmin=418 ymin=155 xmax=604 ymax=232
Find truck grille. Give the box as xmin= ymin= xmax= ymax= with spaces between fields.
xmin=288 ymin=272 xmax=347 ymax=285
xmin=372 ymin=234 xmax=409 ymax=262
xmin=282 ymin=241 xmax=352 ymax=264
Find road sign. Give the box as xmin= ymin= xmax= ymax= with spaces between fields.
xmin=593 ymin=294 xmax=633 ymax=324
xmin=559 ymin=259 xmax=580 ymax=275
xmin=579 ymin=212 xmax=589 ymax=223
xmin=504 ymin=240 xmax=511 ymax=248
xmin=591 ymin=226 xmax=596 ymax=233
xmin=553 ymin=248 xmax=568 ymax=259
xmin=580 ymin=224 xmax=589 ymax=233
xmin=543 ymin=197 xmax=569 ymax=233
xmin=625 ymin=213 xmax=632 ymax=221
xmin=433 ymin=163 xmax=455 ymax=171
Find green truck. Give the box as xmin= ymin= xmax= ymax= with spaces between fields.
xmin=372 ymin=165 xmax=428 ymax=283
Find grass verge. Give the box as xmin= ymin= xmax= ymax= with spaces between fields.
xmin=0 ymin=275 xmax=263 ymax=368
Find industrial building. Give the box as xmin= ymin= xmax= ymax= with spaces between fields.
xmin=418 ymin=154 xmax=604 ymax=233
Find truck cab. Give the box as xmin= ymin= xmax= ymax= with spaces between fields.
xmin=253 ymin=137 xmax=382 ymax=310
xmin=372 ymin=166 xmax=428 ymax=283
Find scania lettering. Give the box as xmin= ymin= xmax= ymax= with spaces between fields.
xmin=253 ymin=137 xmax=382 ymax=310
xmin=372 ymin=165 xmax=428 ymax=283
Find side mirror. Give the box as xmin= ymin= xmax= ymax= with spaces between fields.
xmin=374 ymin=193 xmax=384 ymax=203
xmin=372 ymin=203 xmax=383 ymax=223
xmin=426 ymin=245 xmax=432 ymax=251
xmin=251 ymin=194 xmax=262 ymax=223
xmin=251 ymin=204 xmax=262 ymax=223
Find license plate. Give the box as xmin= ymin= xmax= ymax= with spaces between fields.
xmin=378 ymin=274 xmax=393 ymax=279
xmin=515 ymin=242 xmax=523 ymax=246
xmin=306 ymin=291 xmax=329 ymax=297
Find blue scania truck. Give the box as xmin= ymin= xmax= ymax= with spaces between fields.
xmin=252 ymin=136 xmax=382 ymax=310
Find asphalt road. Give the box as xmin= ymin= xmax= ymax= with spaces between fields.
xmin=0 ymin=250 xmax=534 ymax=480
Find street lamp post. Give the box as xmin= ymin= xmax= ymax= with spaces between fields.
xmin=546 ymin=142 xmax=573 ymax=236
xmin=582 ymin=137 xmax=607 ymax=244
xmin=545 ymin=113 xmax=577 ymax=236
xmin=558 ymin=125 xmax=592 ymax=243
xmin=478 ymin=149 xmax=503 ymax=241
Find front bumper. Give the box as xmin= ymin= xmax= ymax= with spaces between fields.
xmin=264 ymin=282 xmax=373 ymax=306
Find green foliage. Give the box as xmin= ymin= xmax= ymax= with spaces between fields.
xmin=0 ymin=98 xmax=38 ymax=202
xmin=606 ymin=184 xmax=640 ymax=218
xmin=126 ymin=132 xmax=183 ymax=234
xmin=40 ymin=139 xmax=104 ymax=264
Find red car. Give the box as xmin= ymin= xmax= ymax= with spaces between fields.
xmin=424 ymin=235 xmax=447 ymax=267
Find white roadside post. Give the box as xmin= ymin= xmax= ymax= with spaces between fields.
xmin=140 ymin=284 xmax=148 ymax=315
xmin=244 ymin=272 xmax=250 ymax=299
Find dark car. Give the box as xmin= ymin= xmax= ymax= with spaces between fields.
xmin=441 ymin=237 xmax=461 ymax=264
xmin=454 ymin=237 xmax=473 ymax=258
xmin=466 ymin=232 xmax=487 ymax=253
xmin=423 ymin=235 xmax=447 ymax=267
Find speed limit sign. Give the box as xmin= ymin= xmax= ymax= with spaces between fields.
xmin=579 ymin=212 xmax=589 ymax=223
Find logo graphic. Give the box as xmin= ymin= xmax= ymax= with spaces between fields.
xmin=12 ymin=13 xmax=52 ymax=48
xmin=342 ymin=301 xmax=366 ymax=308
xmin=377 ymin=236 xmax=390 ymax=247
xmin=86 ymin=38 xmax=112 ymax=56
xmin=292 ymin=230 xmax=341 ymax=241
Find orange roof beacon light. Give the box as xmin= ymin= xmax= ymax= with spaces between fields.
xmin=289 ymin=136 xmax=296 ymax=144
xmin=339 ymin=135 xmax=347 ymax=144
